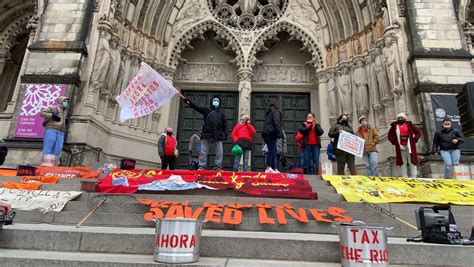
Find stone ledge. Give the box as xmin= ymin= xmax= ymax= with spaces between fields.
xmin=413 ymin=83 xmax=464 ymax=94
xmin=409 ymin=48 xmax=472 ymax=61
xmin=28 ymin=41 xmax=88 ymax=55
xmin=20 ymin=73 xmax=81 ymax=85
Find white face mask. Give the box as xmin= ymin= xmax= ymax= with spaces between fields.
xmin=361 ymin=121 xmax=368 ymax=127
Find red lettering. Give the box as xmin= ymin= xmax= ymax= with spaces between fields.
xmin=165 ymin=205 xmax=184 ymax=218
xmin=308 ymin=209 xmax=332 ymax=223
xmin=184 ymin=206 xmax=204 ymax=219
xmin=275 ymin=207 xmax=287 ymax=224
xmin=189 ymin=234 xmax=196 ymax=248
xmin=345 ymin=246 xmax=354 ymax=260
xmin=351 ymin=228 xmax=358 ymax=243
xmin=180 ymin=235 xmax=189 ymax=248
xmin=170 ymin=235 xmax=178 ymax=248
xmin=354 ymin=248 xmax=363 ymax=263
xmin=371 ymin=230 xmax=380 ymax=244
xmin=327 ymin=207 xmax=353 ymax=223
xmin=361 ymin=230 xmax=370 ymax=244
xmin=370 ymin=249 xmax=379 ymax=262
xmin=160 ymin=234 xmax=169 ymax=247
xmin=284 ymin=208 xmax=309 ymax=223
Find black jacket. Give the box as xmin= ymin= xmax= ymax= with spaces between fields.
xmin=186 ymin=97 xmax=228 ymax=141
xmin=298 ymin=122 xmax=324 ymax=148
xmin=261 ymin=108 xmax=283 ymax=139
xmin=328 ymin=122 xmax=354 ymax=155
xmin=432 ymin=127 xmax=463 ymax=152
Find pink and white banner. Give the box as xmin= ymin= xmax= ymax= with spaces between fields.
xmin=15 ymin=84 xmax=65 ymax=138
xmin=116 ymin=63 xmax=178 ymax=123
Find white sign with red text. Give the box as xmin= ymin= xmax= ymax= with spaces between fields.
xmin=337 ymin=130 xmax=365 ymax=158
xmin=339 ymin=226 xmax=388 ymax=266
xmin=116 ymin=62 xmax=177 ymax=123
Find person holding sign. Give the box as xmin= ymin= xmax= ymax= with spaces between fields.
xmin=432 ymin=118 xmax=463 ymax=178
xmin=356 ymin=116 xmax=380 ymax=176
xmin=231 ymin=114 xmax=256 ymax=172
xmin=183 ymin=96 xmax=228 ymax=171
xmin=158 ymin=128 xmax=178 ymax=170
xmin=40 ymin=96 xmax=70 ymax=165
xmin=328 ymin=114 xmax=357 ymax=175
xmin=298 ymin=113 xmax=324 ymax=175
xmin=388 ymin=112 xmax=422 ymax=178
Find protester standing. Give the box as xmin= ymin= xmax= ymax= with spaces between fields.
xmin=388 ymin=112 xmax=422 ymax=178
xmin=432 ymin=118 xmax=463 ymax=178
xmin=298 ymin=113 xmax=324 ymax=175
xmin=356 ymin=116 xmax=380 ymax=176
xmin=188 ymin=128 xmax=202 ymax=170
xmin=183 ymin=96 xmax=227 ymax=171
xmin=328 ymin=114 xmax=357 ymax=175
xmin=158 ymin=127 xmax=177 ymax=170
xmin=261 ymin=101 xmax=283 ymax=173
xmin=231 ymin=114 xmax=256 ymax=172
xmin=40 ymin=96 xmax=70 ymax=165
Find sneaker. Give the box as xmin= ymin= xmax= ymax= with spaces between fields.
xmin=214 ymin=167 xmax=223 ymax=172
xmin=265 ymin=168 xmax=275 ymax=173
xmin=273 ymin=169 xmax=280 ymax=173
xmin=198 ymin=167 xmax=206 ymax=171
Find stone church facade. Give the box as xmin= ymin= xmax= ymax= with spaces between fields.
xmin=0 ymin=0 xmax=473 ymax=176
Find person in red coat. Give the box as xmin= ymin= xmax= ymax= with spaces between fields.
xmin=388 ymin=113 xmax=422 ymax=178
xmin=231 ymin=114 xmax=256 ymax=172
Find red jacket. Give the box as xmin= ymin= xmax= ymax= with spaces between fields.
xmin=232 ymin=123 xmax=256 ymax=143
xmin=388 ymin=121 xmax=421 ymax=166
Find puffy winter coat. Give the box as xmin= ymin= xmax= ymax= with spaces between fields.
xmin=40 ymin=96 xmax=69 ymax=132
xmin=328 ymin=122 xmax=355 ymax=155
xmin=298 ymin=122 xmax=324 ymax=148
xmin=432 ymin=127 xmax=463 ymax=152
xmin=186 ymin=96 xmax=228 ymax=141
xmin=261 ymin=107 xmax=283 ymax=139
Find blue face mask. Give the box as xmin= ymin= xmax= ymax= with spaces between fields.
xmin=212 ymin=101 xmax=220 ymax=107
xmin=62 ymin=102 xmax=69 ymax=109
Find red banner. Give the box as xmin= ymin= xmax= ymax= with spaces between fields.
xmin=98 ymin=169 xmax=317 ymax=199
xmin=36 ymin=166 xmax=101 ymax=178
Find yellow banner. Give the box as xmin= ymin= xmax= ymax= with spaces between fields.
xmin=322 ymin=175 xmax=474 ymax=205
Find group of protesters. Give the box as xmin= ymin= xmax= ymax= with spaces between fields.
xmin=153 ymin=96 xmax=464 ymax=179
xmin=36 ymin=94 xmax=464 ymax=179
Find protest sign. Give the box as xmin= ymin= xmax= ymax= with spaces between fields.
xmin=116 ymin=62 xmax=178 ymax=122
xmin=322 ymin=175 xmax=474 ymax=205
xmin=337 ymin=131 xmax=365 ymax=158
xmin=0 ymin=189 xmax=82 ymax=212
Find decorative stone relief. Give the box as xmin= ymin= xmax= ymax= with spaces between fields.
xmin=285 ymin=0 xmax=323 ymax=42
xmin=352 ymin=58 xmax=369 ymax=117
xmin=238 ymin=69 xmax=252 ymax=116
xmin=326 ymin=71 xmax=338 ymax=119
xmin=383 ymin=31 xmax=406 ymax=113
xmin=252 ymin=64 xmax=313 ymax=83
xmin=336 ymin=66 xmax=352 ymax=115
xmin=175 ymin=63 xmax=238 ymax=82
xmin=173 ymin=0 xmax=208 ymax=37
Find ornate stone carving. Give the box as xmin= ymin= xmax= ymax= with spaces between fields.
xmin=209 ymin=0 xmax=287 ymax=30
xmin=352 ymin=58 xmax=369 ymax=117
xmin=374 ymin=16 xmax=384 ymax=40
xmin=383 ymin=33 xmax=406 ymax=112
xmin=176 ymin=63 xmax=238 ymax=82
xmin=326 ymin=71 xmax=338 ymax=119
xmin=253 ymin=64 xmax=313 ymax=83
xmin=373 ymin=48 xmax=390 ymax=101
xmin=325 ymin=47 xmax=334 ymax=68
xmin=106 ymin=36 xmax=123 ymax=97
xmin=238 ymin=68 xmax=252 ymax=116
xmin=173 ymin=0 xmax=207 ymax=37
xmin=336 ymin=66 xmax=352 ymax=115
xmin=89 ymin=24 xmax=113 ymax=105
xmin=286 ymin=0 xmax=322 ymax=42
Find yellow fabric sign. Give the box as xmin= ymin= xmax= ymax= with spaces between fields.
xmin=322 ymin=175 xmax=474 ymax=205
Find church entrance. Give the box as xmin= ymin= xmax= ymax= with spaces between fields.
xmin=251 ymin=92 xmax=311 ymax=171
xmin=176 ymin=90 xmax=238 ymax=170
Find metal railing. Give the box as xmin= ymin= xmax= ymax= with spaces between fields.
xmin=66 ymin=147 xmax=102 ymax=167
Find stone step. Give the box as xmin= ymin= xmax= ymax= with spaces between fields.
xmin=0 ymin=224 xmax=472 ymax=265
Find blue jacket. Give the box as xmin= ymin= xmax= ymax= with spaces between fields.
xmin=327 ymin=142 xmax=336 ymax=162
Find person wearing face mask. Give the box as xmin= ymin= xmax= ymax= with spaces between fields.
xmin=432 ymin=118 xmax=463 ymax=179
xmin=40 ymin=96 xmax=70 ymax=165
xmin=328 ymin=114 xmax=357 ymax=175
xmin=298 ymin=113 xmax=324 ymax=175
xmin=388 ymin=112 xmax=422 ymax=178
xmin=356 ymin=116 xmax=380 ymax=176
xmin=158 ymin=127 xmax=177 ymax=170
xmin=182 ymin=96 xmax=228 ymax=171
xmin=231 ymin=114 xmax=256 ymax=172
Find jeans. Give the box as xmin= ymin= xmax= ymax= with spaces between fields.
xmin=440 ymin=149 xmax=461 ymax=179
xmin=233 ymin=149 xmax=250 ymax=172
xmin=42 ymin=129 xmax=64 ymax=156
xmin=264 ymin=138 xmax=278 ymax=169
xmin=336 ymin=152 xmax=356 ymax=175
xmin=161 ymin=156 xmax=176 ymax=170
xmin=303 ymin=145 xmax=321 ymax=175
xmin=400 ymin=146 xmax=417 ymax=178
xmin=199 ymin=139 xmax=223 ymax=169
xmin=363 ymin=152 xmax=379 ymax=176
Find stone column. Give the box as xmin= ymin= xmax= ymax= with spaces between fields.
xmin=316 ymin=70 xmax=330 ymax=131
xmin=237 ymin=68 xmax=252 ymax=117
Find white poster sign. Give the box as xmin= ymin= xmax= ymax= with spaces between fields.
xmin=0 ymin=189 xmax=82 ymax=213
xmin=337 ymin=130 xmax=365 ymax=158
xmin=116 ymin=62 xmax=178 ymax=122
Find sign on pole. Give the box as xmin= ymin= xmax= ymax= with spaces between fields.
xmin=116 ymin=62 xmax=178 ymax=123
xmin=337 ymin=130 xmax=365 ymax=158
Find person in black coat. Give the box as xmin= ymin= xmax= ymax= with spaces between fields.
xmin=261 ymin=101 xmax=283 ymax=173
xmin=183 ymin=96 xmax=228 ymax=171
xmin=328 ymin=114 xmax=357 ymax=175
xmin=298 ymin=113 xmax=324 ymax=175
xmin=432 ymin=118 xmax=463 ymax=178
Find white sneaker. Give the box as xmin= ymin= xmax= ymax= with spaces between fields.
xmin=265 ymin=168 xmax=275 ymax=173
xmin=273 ymin=169 xmax=280 ymax=173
